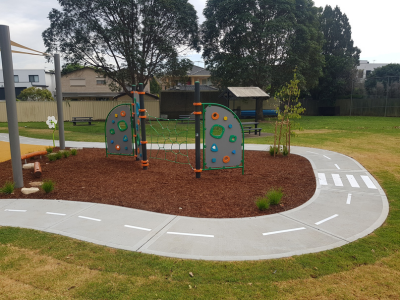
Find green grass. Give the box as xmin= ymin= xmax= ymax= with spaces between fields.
xmin=267 ymin=188 xmax=284 ymax=205
xmin=41 ymin=180 xmax=55 ymax=193
xmin=1 ymin=116 xmax=400 ymax=298
xmin=0 ymin=181 xmax=15 ymax=194
xmin=255 ymin=197 xmax=270 ymax=211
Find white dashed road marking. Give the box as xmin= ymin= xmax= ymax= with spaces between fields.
xmin=46 ymin=212 xmax=66 ymax=216
xmin=346 ymin=194 xmax=352 ymax=205
xmin=307 ymin=151 xmax=319 ymax=154
xmin=332 ymin=174 xmax=343 ymax=187
xmin=361 ymin=176 xmax=377 ymax=189
xmin=315 ymin=214 xmax=339 ymax=225
xmin=335 ymin=164 xmax=340 ymax=169
xmin=167 ymin=232 xmax=214 ymax=238
xmin=346 ymin=175 xmax=360 ymax=188
xmin=78 ymin=216 xmax=101 ymax=222
xmin=318 ymin=173 xmax=328 ymax=185
xmin=323 ymin=155 xmax=331 ymax=160
xmin=4 ymin=209 xmax=27 ymax=212
xmin=262 ymin=227 xmax=306 ymax=236
xmin=124 ymin=225 xmax=151 ymax=231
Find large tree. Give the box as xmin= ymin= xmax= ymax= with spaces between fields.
xmin=365 ymin=64 xmax=400 ymax=95
xmin=310 ymin=5 xmax=361 ymax=105
xmin=201 ymin=0 xmax=324 ymax=120
xmin=43 ymin=0 xmax=200 ymax=94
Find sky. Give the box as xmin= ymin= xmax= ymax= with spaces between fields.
xmin=1 ymin=0 xmax=399 ymax=70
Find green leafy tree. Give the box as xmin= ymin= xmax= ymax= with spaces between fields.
xmin=310 ymin=5 xmax=361 ymax=105
xmin=150 ymin=78 xmax=161 ymax=95
xmin=61 ymin=63 xmax=84 ymax=75
xmin=158 ymin=57 xmax=193 ymax=89
xmin=18 ymin=87 xmax=54 ymax=101
xmin=202 ymin=0 xmax=324 ymax=120
xmin=43 ymin=0 xmax=200 ymax=95
xmin=365 ymin=64 xmax=400 ymax=94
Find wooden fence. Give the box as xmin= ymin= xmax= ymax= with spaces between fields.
xmin=0 ymin=99 xmax=160 ymax=122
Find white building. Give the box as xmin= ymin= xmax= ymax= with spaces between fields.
xmin=357 ymin=60 xmax=389 ymax=80
xmin=0 ymin=69 xmax=56 ymax=100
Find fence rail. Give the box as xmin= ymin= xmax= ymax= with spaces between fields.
xmin=0 ymin=99 xmax=160 ymax=122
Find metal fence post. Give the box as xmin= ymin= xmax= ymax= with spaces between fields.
xmin=0 ymin=25 xmax=24 ymax=188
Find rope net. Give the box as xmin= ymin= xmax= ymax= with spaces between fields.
xmin=146 ymin=113 xmax=198 ymax=169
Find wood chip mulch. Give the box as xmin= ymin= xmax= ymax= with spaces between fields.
xmin=0 ymin=148 xmax=316 ymax=218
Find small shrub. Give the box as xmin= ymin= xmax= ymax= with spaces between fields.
xmin=55 ymin=152 xmax=63 ymax=160
xmin=267 ymin=188 xmax=284 ymax=205
xmin=255 ymin=197 xmax=270 ymax=211
xmin=70 ymin=149 xmax=77 ymax=156
xmin=48 ymin=154 xmax=57 ymax=162
xmin=269 ymin=146 xmax=279 ymax=156
xmin=282 ymin=146 xmax=289 ymax=156
xmin=62 ymin=151 xmax=70 ymax=158
xmin=42 ymin=180 xmax=55 ymax=193
xmin=46 ymin=146 xmax=54 ymax=154
xmin=1 ymin=181 xmax=15 ymax=194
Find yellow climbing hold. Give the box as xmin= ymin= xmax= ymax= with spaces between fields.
xmin=224 ymin=116 xmax=228 ymax=121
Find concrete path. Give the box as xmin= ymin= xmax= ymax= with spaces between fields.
xmin=0 ymin=134 xmax=389 ymax=261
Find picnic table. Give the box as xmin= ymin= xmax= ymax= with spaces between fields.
xmin=70 ymin=117 xmax=93 ymax=126
xmin=241 ymin=122 xmax=262 ymax=136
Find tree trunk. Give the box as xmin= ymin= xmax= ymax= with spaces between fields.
xmin=255 ymin=98 xmax=264 ymax=121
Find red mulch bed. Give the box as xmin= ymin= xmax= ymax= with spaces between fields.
xmin=0 ymin=148 xmax=316 ymax=218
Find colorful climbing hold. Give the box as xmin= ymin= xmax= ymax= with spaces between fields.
xmin=123 ymin=135 xmax=128 ymax=142
xmin=118 ymin=120 xmax=128 ymax=132
xmin=223 ymin=116 xmax=228 ymax=121
xmin=115 ymin=114 xmax=118 ymax=118
xmin=110 ymin=128 xmax=115 ymax=135
xmin=110 ymin=140 xmax=114 ymax=144
xmin=112 ymin=120 xmax=115 ymax=124
xmin=229 ymin=135 xmax=237 ymax=143
xmin=232 ymin=150 xmax=236 ymax=154
xmin=211 ymin=143 xmax=218 ymax=152
xmin=212 ymin=158 xmax=216 ymax=163
xmin=210 ymin=124 xmax=225 ymax=139
xmin=115 ymin=145 xmax=120 ymax=151
xmin=125 ymin=146 xmax=128 ymax=150
xmin=223 ymin=156 xmax=230 ymax=163
xmin=120 ymin=111 xmax=126 ymax=117
xmin=212 ymin=112 xmax=219 ymax=120
xmin=228 ymin=124 xmax=232 ymax=129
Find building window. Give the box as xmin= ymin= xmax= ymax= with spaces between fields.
xmin=14 ymin=75 xmax=19 ymax=83
xmin=96 ymin=80 xmax=106 ymax=85
xmin=29 ymin=75 xmax=39 ymax=82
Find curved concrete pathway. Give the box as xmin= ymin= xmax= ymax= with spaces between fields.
xmin=0 ymin=134 xmax=389 ymax=261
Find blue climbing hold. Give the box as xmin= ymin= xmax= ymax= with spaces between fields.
xmin=112 ymin=120 xmax=115 ymax=124
xmin=212 ymin=158 xmax=216 ymax=163
xmin=228 ymin=124 xmax=232 ymax=129
xmin=123 ymin=135 xmax=128 ymax=142
xmin=111 ymin=140 xmax=114 ymax=144
xmin=211 ymin=143 xmax=218 ymax=152
xmin=232 ymin=150 xmax=236 ymax=154
xmin=125 ymin=146 xmax=128 ymax=150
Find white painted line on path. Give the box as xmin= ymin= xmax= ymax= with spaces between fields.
xmin=346 ymin=175 xmax=360 ymax=188
xmin=263 ymin=227 xmax=306 ymax=236
xmin=346 ymin=194 xmax=352 ymax=205
xmin=46 ymin=212 xmax=66 ymax=216
xmin=315 ymin=214 xmax=339 ymax=225
xmin=335 ymin=164 xmax=340 ymax=169
xmin=167 ymin=232 xmax=214 ymax=238
xmin=361 ymin=176 xmax=377 ymax=189
xmin=78 ymin=216 xmax=101 ymax=222
xmin=307 ymin=151 xmax=319 ymax=154
xmin=323 ymin=155 xmax=331 ymax=160
xmin=4 ymin=209 xmax=27 ymax=212
xmin=124 ymin=225 xmax=151 ymax=232
xmin=318 ymin=173 xmax=328 ymax=186
xmin=332 ymin=174 xmax=343 ymax=187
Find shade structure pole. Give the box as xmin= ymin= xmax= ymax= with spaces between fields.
xmin=54 ymin=54 xmax=65 ymax=149
xmin=0 ymin=25 xmax=23 ymax=188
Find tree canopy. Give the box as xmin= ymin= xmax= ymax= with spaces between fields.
xmin=61 ymin=63 xmax=84 ymax=75
xmin=43 ymin=0 xmax=200 ymax=94
xmin=18 ymin=87 xmax=54 ymax=101
xmin=201 ymin=0 xmax=324 ymax=120
xmin=364 ymin=63 xmax=400 ymax=94
xmin=310 ymin=5 xmax=361 ymax=105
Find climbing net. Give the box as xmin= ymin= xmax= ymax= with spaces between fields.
xmin=146 ymin=113 xmax=198 ymax=169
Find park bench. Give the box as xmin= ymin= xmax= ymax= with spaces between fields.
xmin=178 ymin=114 xmax=195 ymax=122
xmin=242 ymin=122 xmax=262 ymax=136
xmin=71 ymin=117 xmax=93 ymax=126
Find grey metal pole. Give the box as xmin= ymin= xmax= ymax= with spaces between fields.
xmin=54 ymin=54 xmax=65 ymax=149
xmin=194 ymin=81 xmax=201 ymax=178
xmin=0 ymin=25 xmax=23 ymax=188
xmin=385 ymin=77 xmax=389 ymax=117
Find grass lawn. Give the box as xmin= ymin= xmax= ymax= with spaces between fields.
xmin=1 ymin=116 xmax=400 ymax=299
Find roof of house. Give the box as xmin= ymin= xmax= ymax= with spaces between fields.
xmin=113 ymin=92 xmax=159 ymax=100
xmin=187 ymin=65 xmax=211 ymax=76
xmin=63 ymin=92 xmax=120 ymax=98
xmin=224 ymin=87 xmax=270 ymax=98
xmin=166 ymin=85 xmax=218 ymax=91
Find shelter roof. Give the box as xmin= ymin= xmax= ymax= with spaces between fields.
xmin=226 ymin=87 xmax=269 ymax=98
